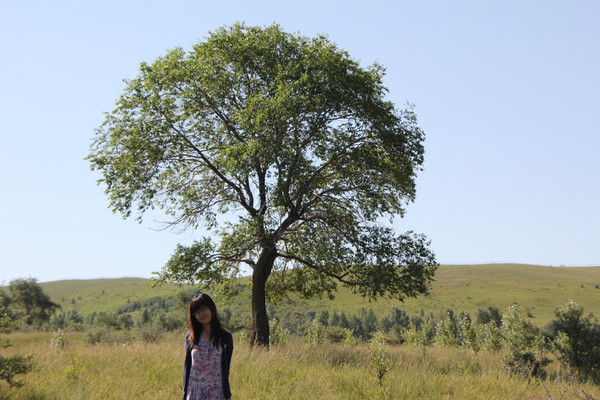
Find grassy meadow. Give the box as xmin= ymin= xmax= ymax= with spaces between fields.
xmin=3 ymin=331 xmax=600 ymax=400
xmin=39 ymin=264 xmax=600 ymax=328
xmin=3 ymin=264 xmax=599 ymax=399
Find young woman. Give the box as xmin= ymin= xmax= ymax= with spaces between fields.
xmin=183 ymin=293 xmax=233 ymax=400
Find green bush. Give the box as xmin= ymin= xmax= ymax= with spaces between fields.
xmin=269 ymin=319 xmax=288 ymax=346
xmin=548 ymin=301 xmax=600 ymax=382
xmin=0 ymin=354 xmax=33 ymax=387
xmin=501 ymin=305 xmax=549 ymax=379
xmin=140 ymin=325 xmax=164 ymax=343
xmin=368 ymin=331 xmax=391 ymax=387
xmin=325 ymin=326 xmax=347 ymax=343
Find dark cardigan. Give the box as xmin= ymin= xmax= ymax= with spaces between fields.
xmin=183 ymin=329 xmax=233 ymax=400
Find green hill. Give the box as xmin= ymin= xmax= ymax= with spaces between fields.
xmin=39 ymin=264 xmax=600 ymax=327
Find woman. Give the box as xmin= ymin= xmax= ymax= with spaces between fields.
xmin=183 ymin=293 xmax=233 ymax=400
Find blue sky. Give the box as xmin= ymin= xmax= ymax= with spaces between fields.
xmin=1 ymin=1 xmax=598 ymax=283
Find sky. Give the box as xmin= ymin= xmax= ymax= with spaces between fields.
xmin=1 ymin=1 xmax=599 ymax=283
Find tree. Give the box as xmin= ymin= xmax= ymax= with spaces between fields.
xmin=8 ymin=278 xmax=59 ymax=327
xmin=548 ymin=301 xmax=600 ymax=382
xmin=87 ymin=23 xmax=437 ymax=347
xmin=0 ymin=290 xmax=33 ymax=387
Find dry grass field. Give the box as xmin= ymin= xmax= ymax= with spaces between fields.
xmin=2 ymin=331 xmax=599 ymax=400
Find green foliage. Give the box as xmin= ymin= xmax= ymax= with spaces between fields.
xmin=0 ymin=354 xmax=33 ymax=387
xmin=402 ymin=317 xmax=435 ymax=350
xmin=500 ymin=306 xmax=549 ymax=379
xmin=87 ymin=22 xmax=436 ymax=346
xmin=548 ymin=300 xmax=600 ymax=382
xmin=49 ymin=329 xmax=67 ymax=348
xmin=140 ymin=325 xmax=164 ymax=343
xmin=49 ymin=309 xmax=84 ymax=331
xmin=269 ymin=319 xmax=288 ymax=346
xmin=305 ymin=319 xmax=326 ymax=346
xmin=477 ymin=322 xmax=503 ymax=352
xmin=459 ymin=316 xmax=480 ymax=354
xmin=0 ymin=288 xmax=34 ymax=389
xmin=367 ymin=331 xmax=391 ymax=387
xmin=434 ymin=311 xmax=459 ymax=347
xmin=6 ymin=278 xmax=59 ymax=328
xmin=475 ymin=306 xmax=502 ymax=327
xmin=38 ymin=265 xmax=600 ymax=330
xmin=343 ymin=328 xmax=359 ymax=346
xmin=324 ymin=326 xmax=347 ymax=343
xmin=84 ymin=328 xmax=133 ymax=346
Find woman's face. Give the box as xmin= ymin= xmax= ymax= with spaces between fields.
xmin=193 ymin=305 xmax=212 ymax=325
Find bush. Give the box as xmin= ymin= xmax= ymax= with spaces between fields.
xmin=501 ymin=305 xmax=549 ymax=379
xmin=325 ymin=326 xmax=347 ymax=343
xmin=269 ymin=319 xmax=288 ymax=346
xmin=548 ymin=301 xmax=600 ymax=382
xmin=0 ymin=354 xmax=33 ymax=387
xmin=85 ymin=328 xmax=132 ymax=345
xmin=368 ymin=331 xmax=391 ymax=387
xmin=140 ymin=325 xmax=164 ymax=343
xmin=343 ymin=328 xmax=358 ymax=347
xmin=305 ymin=319 xmax=326 ymax=346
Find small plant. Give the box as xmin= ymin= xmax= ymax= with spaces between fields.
xmin=305 ymin=319 xmax=326 ymax=346
xmin=269 ymin=319 xmax=288 ymax=346
xmin=343 ymin=328 xmax=358 ymax=347
xmin=50 ymin=329 xmax=67 ymax=348
xmin=459 ymin=316 xmax=480 ymax=354
xmin=368 ymin=331 xmax=391 ymax=387
xmin=402 ymin=318 xmax=434 ymax=354
xmin=0 ymin=318 xmax=33 ymax=388
xmin=60 ymin=350 xmax=85 ymax=380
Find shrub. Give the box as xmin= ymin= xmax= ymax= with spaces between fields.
xmin=501 ymin=305 xmax=549 ymax=379
xmin=140 ymin=325 xmax=164 ymax=343
xmin=50 ymin=329 xmax=67 ymax=348
xmin=0 ymin=354 xmax=33 ymax=387
xmin=343 ymin=328 xmax=358 ymax=347
xmin=305 ymin=319 xmax=326 ymax=346
xmin=85 ymin=328 xmax=132 ymax=345
xmin=548 ymin=300 xmax=600 ymax=382
xmin=325 ymin=326 xmax=347 ymax=343
xmin=269 ymin=319 xmax=288 ymax=346
xmin=368 ymin=331 xmax=391 ymax=387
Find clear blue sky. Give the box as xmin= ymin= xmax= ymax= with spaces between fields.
xmin=1 ymin=1 xmax=598 ymax=283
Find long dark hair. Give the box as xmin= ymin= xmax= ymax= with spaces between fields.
xmin=187 ymin=293 xmax=224 ymax=346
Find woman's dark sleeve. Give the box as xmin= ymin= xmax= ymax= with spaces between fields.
xmin=183 ymin=333 xmax=192 ymax=400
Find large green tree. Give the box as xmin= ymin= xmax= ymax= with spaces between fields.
xmin=7 ymin=278 xmax=59 ymax=327
xmin=87 ymin=23 xmax=437 ymax=347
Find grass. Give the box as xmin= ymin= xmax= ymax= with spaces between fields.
xmin=38 ymin=278 xmax=190 ymax=316
xmin=2 ymin=331 xmax=599 ymax=399
xmin=38 ymin=264 xmax=600 ymax=328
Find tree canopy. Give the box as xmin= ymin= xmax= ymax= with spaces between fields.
xmin=4 ymin=278 xmax=59 ymax=327
xmin=87 ymin=23 xmax=437 ymax=346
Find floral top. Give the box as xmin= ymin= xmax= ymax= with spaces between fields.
xmin=183 ymin=330 xmax=233 ymax=400
xmin=186 ymin=340 xmax=224 ymax=400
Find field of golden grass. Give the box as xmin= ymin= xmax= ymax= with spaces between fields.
xmin=2 ymin=331 xmax=599 ymax=400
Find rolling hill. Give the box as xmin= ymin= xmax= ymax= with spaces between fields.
xmin=39 ymin=264 xmax=600 ymax=327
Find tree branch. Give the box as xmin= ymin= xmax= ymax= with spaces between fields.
xmin=276 ymin=252 xmax=356 ymax=286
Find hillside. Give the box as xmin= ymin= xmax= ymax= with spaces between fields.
xmin=39 ymin=264 xmax=600 ymax=327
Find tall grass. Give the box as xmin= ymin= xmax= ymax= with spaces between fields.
xmin=2 ymin=332 xmax=599 ymax=399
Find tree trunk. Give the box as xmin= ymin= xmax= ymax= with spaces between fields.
xmin=250 ymin=245 xmax=277 ymax=348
